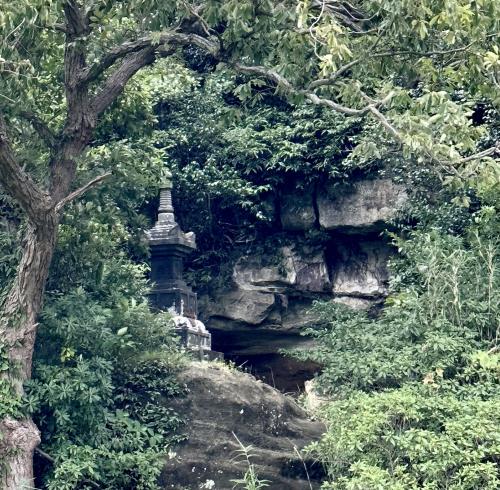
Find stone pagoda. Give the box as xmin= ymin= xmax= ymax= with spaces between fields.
xmin=147 ymin=170 xmax=216 ymax=355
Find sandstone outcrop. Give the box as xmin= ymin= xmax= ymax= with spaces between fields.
xmin=280 ymin=178 xmax=406 ymax=233
xmin=317 ymin=178 xmax=407 ymax=232
xmin=198 ymin=177 xmax=405 ymax=389
xmin=233 ymin=246 xmax=330 ymax=294
xmin=330 ymin=239 xmax=391 ymax=302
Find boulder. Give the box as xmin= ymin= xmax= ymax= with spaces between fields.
xmin=202 ymin=294 xmax=318 ymax=356
xmin=280 ymin=187 xmax=316 ymax=231
xmin=161 ymin=362 xmax=326 ymax=489
xmin=318 ymin=179 xmax=406 ymax=232
xmin=330 ymin=239 xmax=392 ymax=299
xmin=201 ymin=289 xmax=277 ymax=326
xmin=233 ymin=246 xmax=330 ymax=294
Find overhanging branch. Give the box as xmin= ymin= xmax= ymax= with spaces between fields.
xmin=233 ymin=62 xmax=375 ymax=116
xmin=91 ymin=48 xmax=156 ymax=115
xmin=231 ymin=59 xmax=499 ymax=178
xmin=81 ymin=31 xmax=220 ymax=86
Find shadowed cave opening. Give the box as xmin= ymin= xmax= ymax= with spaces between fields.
xmin=211 ymin=328 xmax=321 ymax=393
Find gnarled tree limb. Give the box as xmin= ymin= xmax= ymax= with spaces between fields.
xmin=81 ymin=31 xmax=220 ymax=86
xmin=0 ymin=114 xmax=53 ymax=222
xmin=91 ymin=47 xmax=156 ymax=115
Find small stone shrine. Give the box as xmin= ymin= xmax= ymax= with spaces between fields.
xmin=147 ymin=170 xmax=220 ymax=358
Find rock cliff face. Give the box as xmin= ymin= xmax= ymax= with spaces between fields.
xmin=198 ymin=178 xmax=406 ymax=390
xmin=317 ymin=179 xmax=407 ymax=232
xmin=161 ymin=362 xmax=326 ymax=490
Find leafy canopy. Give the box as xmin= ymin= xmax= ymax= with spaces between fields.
xmin=1 ymin=0 xmax=498 ymax=181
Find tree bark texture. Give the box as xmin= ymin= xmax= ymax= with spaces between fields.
xmin=0 ymin=418 xmax=41 ymax=489
xmin=0 ymin=216 xmax=58 ymax=490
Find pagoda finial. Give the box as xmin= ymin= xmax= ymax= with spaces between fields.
xmin=146 ymin=168 xmax=196 ymax=250
xmin=158 ymin=169 xmax=174 ymax=222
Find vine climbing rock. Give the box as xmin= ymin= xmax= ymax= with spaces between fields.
xmin=161 ymin=362 xmax=326 ymax=489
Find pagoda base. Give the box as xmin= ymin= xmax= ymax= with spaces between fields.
xmin=172 ymin=315 xmax=222 ymax=360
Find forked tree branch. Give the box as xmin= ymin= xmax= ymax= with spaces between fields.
xmin=63 ymin=0 xmax=90 ymax=37
xmin=0 ymin=114 xmax=53 ymax=221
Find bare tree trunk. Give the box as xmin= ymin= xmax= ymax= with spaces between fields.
xmin=0 ymin=215 xmax=58 ymax=489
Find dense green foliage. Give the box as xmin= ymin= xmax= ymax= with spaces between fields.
xmin=294 ymin=192 xmax=500 ymax=488
xmin=155 ymin=70 xmax=365 ymax=287
xmin=0 ymin=0 xmax=499 ymax=487
xmin=0 ymin=62 xmax=190 ymax=488
xmin=25 ymin=175 xmax=187 ymax=489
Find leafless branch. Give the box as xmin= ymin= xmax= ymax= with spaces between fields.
xmin=181 ymin=1 xmax=213 ymax=38
xmin=55 ymin=172 xmax=112 ymax=213
xmin=19 ymin=111 xmax=56 ymax=149
xmin=233 ymin=62 xmax=379 ymax=116
xmin=367 ymin=104 xmax=400 ymax=141
xmin=456 ymin=144 xmax=500 ymax=164
xmin=308 ymin=59 xmax=360 ymax=89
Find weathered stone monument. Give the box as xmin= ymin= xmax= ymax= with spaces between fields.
xmin=147 ymin=170 xmax=220 ymax=357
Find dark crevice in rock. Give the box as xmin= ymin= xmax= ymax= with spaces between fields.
xmin=226 ymin=353 xmax=321 ymax=394
xmin=312 ymin=182 xmax=321 ymax=230
xmin=209 ymin=327 xmax=320 ymax=393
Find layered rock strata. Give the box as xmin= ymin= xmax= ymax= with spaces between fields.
xmin=198 ymin=178 xmax=406 ymax=389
